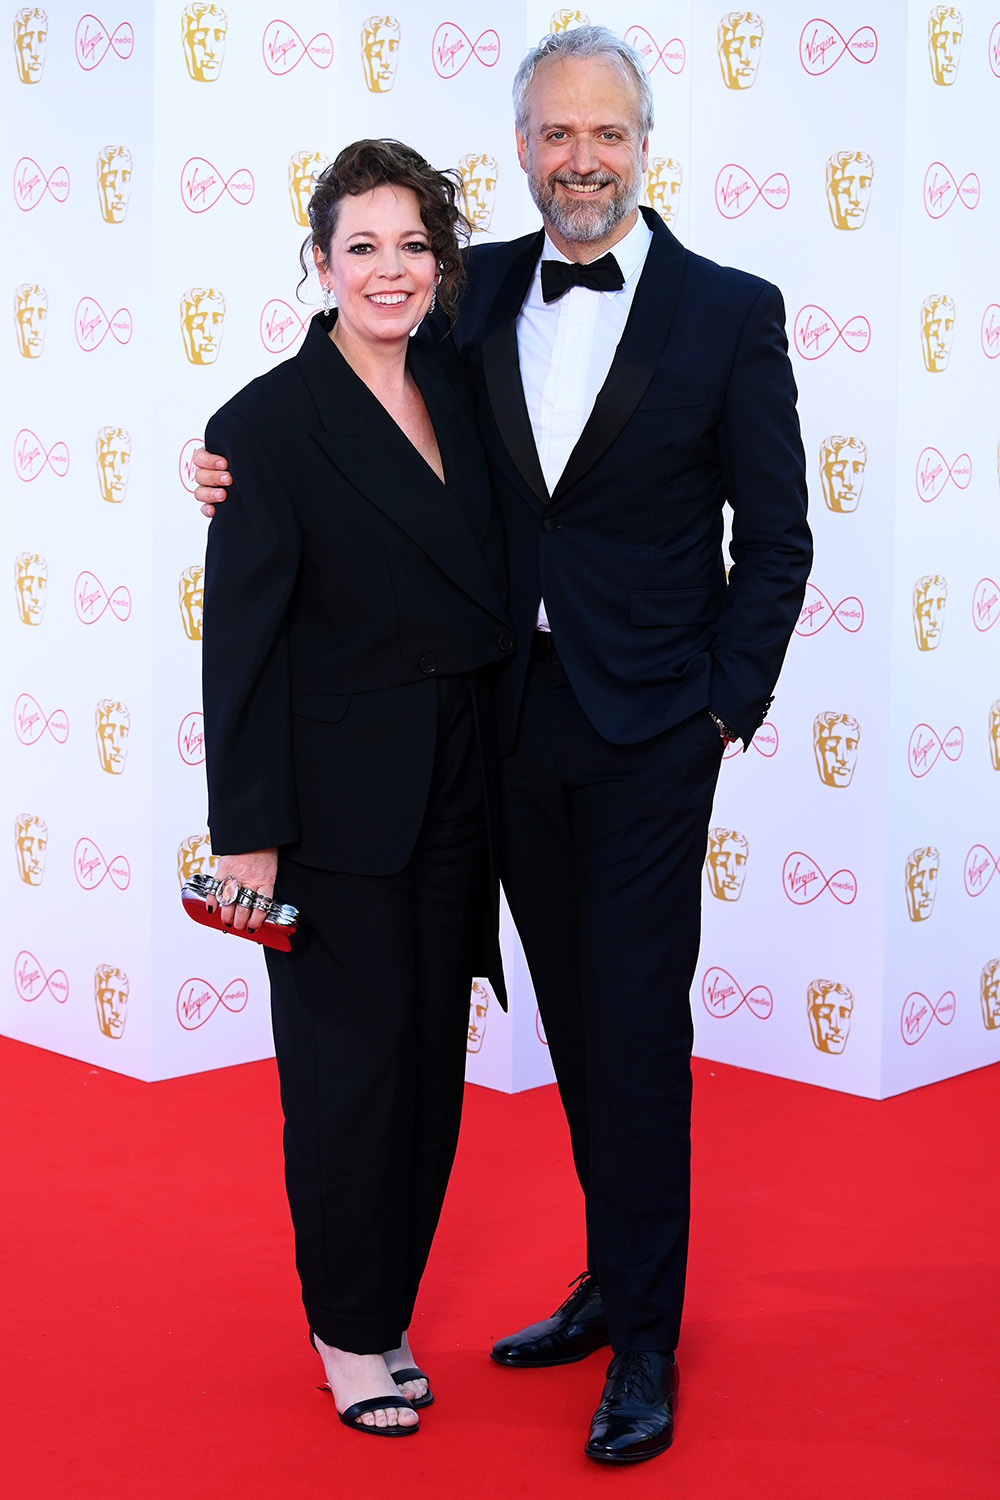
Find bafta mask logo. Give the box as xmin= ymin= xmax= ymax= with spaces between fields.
xmin=14 ymin=812 xmax=47 ymax=885
xmin=913 ymin=573 xmax=947 ymax=651
xmin=982 ymin=958 xmax=1000 ymax=1030
xmin=180 ymin=287 xmax=225 ymax=364
xmin=288 ymin=150 xmax=329 ymax=227
xmin=928 ymin=5 xmax=962 ymax=84
xmin=13 ymin=5 xmax=46 ymax=82
xmin=182 ymin=2 xmax=226 ymax=80
xmin=96 ymin=144 xmax=132 ymax=223
xmin=361 ymin=14 xmax=400 ymax=91
xmin=705 ymin=827 xmax=749 ymax=901
xmin=819 ymin=435 xmax=867 ymax=513
xmin=95 ymin=425 xmax=131 ymax=503
xmin=14 ymin=551 xmax=48 ymax=624
xmin=920 ymin=293 xmax=955 ymax=372
xmin=467 ymin=979 xmax=489 ymax=1053
xmin=550 ymin=8 xmax=589 ymax=31
xmin=177 ymin=831 xmax=216 ymax=887
xmin=826 ymin=150 xmax=874 ymax=230
xmin=905 ymin=845 xmax=940 ymax=921
xmin=814 ymin=711 xmax=860 ymax=788
xmin=178 ymin=564 xmax=204 ymax=639
xmin=95 ymin=698 xmax=130 ymax=774
xmin=94 ymin=963 xmax=129 ymax=1039
xmin=458 ymin=153 xmax=498 ymax=232
xmin=14 ymin=282 xmax=47 ymax=358
xmin=646 ymin=158 xmax=683 ymax=226
xmin=807 ymin=978 xmax=854 ymax=1054
xmin=718 ymin=11 xmax=764 ymax=88
xmin=990 ymin=699 xmax=1000 ymax=771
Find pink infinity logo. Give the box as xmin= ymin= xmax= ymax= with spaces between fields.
xmin=722 ymin=721 xmax=779 ymax=761
xmin=923 ymin=163 xmax=980 ymax=219
xmin=901 ymin=989 xmax=954 ymax=1045
xmin=178 ymin=710 xmax=205 ymax=765
xmin=75 ymin=14 xmax=133 ymax=69
xmin=177 ymin=976 xmax=249 ymax=1030
xmin=981 ymin=305 xmax=1000 ymax=358
xmin=794 ymin=305 xmax=871 ymax=360
xmin=260 ymin=299 xmax=309 ymax=355
xmin=973 ymin=578 xmax=1000 ymax=632
xmin=782 ymin=851 xmax=857 ymax=906
xmin=702 ymin=966 xmax=773 ymax=1021
xmin=432 ymin=23 xmax=500 ymax=78
xmin=799 ymin=19 xmax=877 ymax=73
xmin=14 ymin=428 xmax=69 ymax=482
xmin=74 ymin=836 xmax=130 ymax=891
xmin=14 ymin=157 xmax=70 ymax=211
xmin=74 ymin=570 xmax=131 ymax=625
xmin=964 ymin=844 xmax=1000 ymax=897
xmin=180 ymin=157 xmax=254 ymax=213
xmin=624 ymin=25 xmax=685 ymax=74
xmin=262 ymin=19 xmax=332 ymax=75
xmin=15 ymin=949 xmax=69 ymax=1004
xmin=915 ymin=446 xmax=971 ymax=502
xmin=907 ymin=723 xmax=963 ymax=778
xmin=179 ymin=438 xmax=201 ymax=493
xmin=15 ymin=693 xmax=69 ymax=746
xmin=714 ymin=165 xmax=789 ymax=219
xmin=795 ymin=582 xmax=863 ymax=637
xmin=75 ymin=297 xmax=133 ymax=351
xmin=990 ymin=23 xmax=1000 ymax=78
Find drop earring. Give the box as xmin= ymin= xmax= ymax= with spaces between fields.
xmin=323 ymin=281 xmax=332 ymax=315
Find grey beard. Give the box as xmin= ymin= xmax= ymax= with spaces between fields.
xmin=530 ymin=170 xmax=641 ymax=245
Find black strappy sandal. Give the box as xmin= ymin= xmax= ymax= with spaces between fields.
xmin=391 ymin=1367 xmax=435 ymax=1409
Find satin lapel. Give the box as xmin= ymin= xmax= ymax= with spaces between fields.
xmin=481 ymin=230 xmax=549 ymax=509
xmin=552 ymin=211 xmax=687 ymax=502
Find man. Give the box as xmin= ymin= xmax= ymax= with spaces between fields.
xmin=193 ymin=27 xmax=810 ymax=1463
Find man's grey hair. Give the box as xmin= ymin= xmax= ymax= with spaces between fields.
xmin=512 ymin=26 xmax=654 ymax=137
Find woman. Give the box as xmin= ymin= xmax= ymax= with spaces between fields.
xmin=200 ymin=140 xmax=512 ymax=1435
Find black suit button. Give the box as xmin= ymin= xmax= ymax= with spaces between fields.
xmin=419 ymin=655 xmax=438 ymax=674
xmin=497 ymin=632 xmax=514 ymax=652
xmin=542 ymin=518 xmax=558 ymax=533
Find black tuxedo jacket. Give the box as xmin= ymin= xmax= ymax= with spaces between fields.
xmin=431 ymin=207 xmax=812 ymax=751
xmin=202 ymin=313 xmax=512 ymax=876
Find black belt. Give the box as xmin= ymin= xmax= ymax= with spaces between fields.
xmin=530 ymin=630 xmax=561 ymax=664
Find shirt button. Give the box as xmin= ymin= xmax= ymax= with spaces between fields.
xmin=542 ymin=517 xmax=558 ymax=533
xmin=497 ymin=632 xmax=514 ymax=652
xmin=419 ymin=655 xmax=438 ymax=674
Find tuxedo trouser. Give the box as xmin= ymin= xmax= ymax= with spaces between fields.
xmin=498 ymin=658 xmax=724 ymax=1355
xmin=264 ymin=674 xmax=488 ymax=1354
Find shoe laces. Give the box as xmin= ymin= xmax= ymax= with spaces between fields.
xmin=612 ymin=1350 xmax=659 ymax=1402
xmin=554 ymin=1270 xmax=594 ymax=1317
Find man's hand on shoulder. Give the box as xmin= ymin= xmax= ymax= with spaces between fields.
xmin=194 ymin=446 xmax=231 ymax=516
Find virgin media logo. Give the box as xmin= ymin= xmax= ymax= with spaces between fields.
xmin=178 ymin=710 xmax=205 ymax=765
xmin=180 ymin=157 xmax=254 ymax=213
xmin=14 ymin=429 xmax=69 ymax=482
xmin=794 ymin=304 xmax=870 ymax=360
xmin=260 ymin=299 xmax=309 ymax=355
xmin=799 ymin=19 xmax=877 ymax=74
xmin=964 ymin=844 xmax=999 ymax=897
xmin=781 ymin=851 xmax=857 ymax=906
xmin=431 ymin=23 xmax=499 ymax=79
xmin=794 ymin=582 xmax=863 ymax=637
xmin=15 ymin=693 xmax=68 ymax=746
xmin=15 ymin=949 xmax=69 ymax=1003
xmin=701 ymin=966 xmax=773 ymax=1020
xmin=75 ymin=14 xmax=134 ymax=69
xmin=74 ymin=836 xmax=130 ymax=891
xmin=14 ymin=157 xmax=70 ymax=211
xmin=981 ymin=304 xmax=1000 ymax=358
xmin=624 ymin=25 xmax=685 ymax=74
xmin=262 ymin=19 xmax=332 ymax=75
xmin=973 ymin=578 xmax=1000 ymax=632
xmin=990 ymin=22 xmax=1000 ymax=78
xmin=177 ymin=976 xmax=248 ymax=1030
xmin=907 ymin=722 xmax=962 ymax=777
xmin=75 ymin=297 xmax=133 ymax=351
xmin=901 ymin=989 xmax=954 ymax=1045
xmin=915 ymin=446 xmax=971 ymax=502
xmin=74 ymin=570 xmax=131 ymax=624
xmin=923 ymin=163 xmax=980 ymax=219
xmin=714 ymin=164 xmax=789 ymax=219
xmin=179 ymin=438 xmax=201 ymax=493
xmin=723 ymin=721 xmax=779 ymax=761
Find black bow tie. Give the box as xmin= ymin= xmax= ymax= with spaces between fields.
xmin=540 ymin=253 xmax=624 ymax=303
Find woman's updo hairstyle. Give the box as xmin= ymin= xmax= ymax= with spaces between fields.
xmin=298 ymin=138 xmax=471 ymax=320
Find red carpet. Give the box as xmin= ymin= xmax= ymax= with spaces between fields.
xmin=1 ymin=1035 xmax=997 ymax=1499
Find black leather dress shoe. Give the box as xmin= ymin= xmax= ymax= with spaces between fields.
xmin=490 ymin=1272 xmax=610 ymax=1367
xmin=584 ymin=1350 xmax=678 ymax=1464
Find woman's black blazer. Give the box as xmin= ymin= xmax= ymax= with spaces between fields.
xmin=202 ymin=312 xmax=513 ymax=877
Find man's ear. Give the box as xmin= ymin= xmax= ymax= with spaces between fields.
xmin=640 ymin=133 xmax=650 ymax=176
xmin=515 ymin=124 xmax=528 ymax=174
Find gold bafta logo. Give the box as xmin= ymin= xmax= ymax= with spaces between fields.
xmin=819 ymin=435 xmax=867 ymax=513
xmin=96 ymin=145 xmax=132 ymax=224
xmin=928 ymin=5 xmax=962 ymax=84
xmin=182 ymin=2 xmax=226 ymax=81
xmin=13 ymin=5 xmax=46 ymax=83
xmin=550 ymin=8 xmax=590 ymax=31
xmin=808 ymin=978 xmax=854 ymax=1054
xmin=95 ymin=963 xmax=129 ymax=1039
xmin=920 ymin=293 xmax=955 ymax=372
xmin=14 ymin=812 xmax=47 ymax=885
xmin=458 ymin=153 xmax=498 ymax=233
xmin=705 ymin=827 xmax=749 ymax=901
xmin=982 ymin=958 xmax=1000 ymax=1030
xmin=177 ymin=832 xmax=216 ymax=887
xmin=95 ymin=699 xmax=130 ymax=774
xmin=361 ymin=14 xmax=400 ymax=91
xmin=646 ymin=158 xmax=683 ymax=226
xmin=288 ymin=150 xmax=329 ymax=227
xmin=990 ymin=699 xmax=1000 ymax=771
xmin=825 ymin=151 xmax=874 ymax=230
xmin=913 ymin=573 xmax=947 ymax=651
xmin=468 ymin=979 xmax=489 ymax=1053
xmin=95 ymin=426 xmax=131 ymax=503
xmin=14 ymin=282 xmax=47 ymax=358
xmin=178 ymin=564 xmax=204 ymax=640
xmin=180 ymin=287 xmax=226 ymax=364
xmin=905 ymin=846 xmax=940 ymax=921
xmin=718 ymin=11 xmax=764 ymax=89
xmin=14 ymin=551 xmax=48 ymax=624
xmin=814 ymin=712 xmax=860 ymax=788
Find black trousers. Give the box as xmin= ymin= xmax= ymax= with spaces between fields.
xmin=264 ymin=675 xmax=488 ymax=1353
xmin=498 ymin=659 xmax=724 ymax=1355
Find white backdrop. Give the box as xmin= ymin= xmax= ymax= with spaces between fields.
xmin=3 ymin=1 xmax=997 ymax=1094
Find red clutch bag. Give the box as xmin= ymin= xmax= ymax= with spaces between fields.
xmin=180 ymin=873 xmax=299 ymax=953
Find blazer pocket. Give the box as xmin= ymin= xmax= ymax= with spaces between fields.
xmin=636 ymin=385 xmax=709 ymax=412
xmin=630 ymin=585 xmax=727 ymax=628
xmin=290 ymin=693 xmax=351 ymax=722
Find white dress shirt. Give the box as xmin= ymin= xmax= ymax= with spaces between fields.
xmin=516 ymin=212 xmax=652 ymax=630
